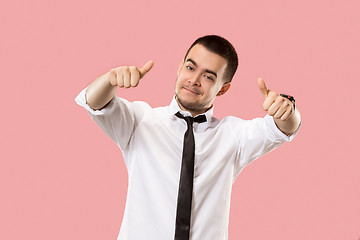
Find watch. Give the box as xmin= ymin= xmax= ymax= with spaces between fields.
xmin=280 ymin=94 xmax=296 ymax=111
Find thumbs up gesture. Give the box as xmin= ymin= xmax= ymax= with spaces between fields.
xmin=108 ymin=60 xmax=154 ymax=88
xmin=257 ymin=78 xmax=295 ymax=121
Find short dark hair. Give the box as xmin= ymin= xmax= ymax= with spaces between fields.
xmin=184 ymin=35 xmax=238 ymax=82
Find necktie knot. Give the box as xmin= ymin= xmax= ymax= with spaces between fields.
xmin=175 ymin=112 xmax=207 ymax=126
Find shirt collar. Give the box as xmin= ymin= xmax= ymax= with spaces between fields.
xmin=169 ymin=96 xmax=214 ymax=123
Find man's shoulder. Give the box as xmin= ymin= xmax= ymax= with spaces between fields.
xmin=211 ymin=115 xmax=271 ymax=131
xmin=217 ymin=115 xmax=248 ymax=124
xmin=205 ymin=115 xmax=247 ymax=130
xmin=115 ymin=96 xmax=153 ymax=109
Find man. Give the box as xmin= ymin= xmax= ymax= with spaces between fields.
xmin=75 ymin=35 xmax=301 ymax=240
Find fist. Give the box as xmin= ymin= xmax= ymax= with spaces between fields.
xmin=257 ymin=78 xmax=294 ymax=121
xmin=108 ymin=60 xmax=154 ymax=88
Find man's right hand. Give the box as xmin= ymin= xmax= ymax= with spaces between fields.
xmin=108 ymin=60 xmax=154 ymax=88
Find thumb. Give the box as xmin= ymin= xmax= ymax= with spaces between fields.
xmin=139 ymin=60 xmax=154 ymax=78
xmin=257 ymin=78 xmax=269 ymax=99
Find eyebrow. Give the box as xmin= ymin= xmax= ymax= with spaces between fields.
xmin=186 ymin=58 xmax=217 ymax=78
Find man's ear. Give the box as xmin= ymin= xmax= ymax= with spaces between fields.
xmin=217 ymin=82 xmax=231 ymax=96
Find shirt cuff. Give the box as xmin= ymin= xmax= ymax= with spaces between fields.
xmin=264 ymin=114 xmax=302 ymax=142
xmin=74 ymin=87 xmax=117 ymax=116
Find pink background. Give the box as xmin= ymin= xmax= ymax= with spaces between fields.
xmin=1 ymin=0 xmax=359 ymax=239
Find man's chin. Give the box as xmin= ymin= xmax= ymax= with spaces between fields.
xmin=175 ymin=95 xmax=203 ymax=113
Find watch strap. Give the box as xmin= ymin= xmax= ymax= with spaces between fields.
xmin=280 ymin=94 xmax=296 ymax=111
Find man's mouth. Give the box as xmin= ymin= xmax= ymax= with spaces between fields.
xmin=183 ymin=86 xmax=201 ymax=95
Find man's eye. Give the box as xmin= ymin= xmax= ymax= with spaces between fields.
xmin=205 ymin=75 xmax=214 ymax=81
xmin=186 ymin=66 xmax=194 ymax=71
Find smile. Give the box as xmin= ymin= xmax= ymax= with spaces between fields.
xmin=183 ymin=87 xmax=201 ymax=95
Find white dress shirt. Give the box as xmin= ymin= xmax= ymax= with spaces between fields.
xmin=75 ymin=87 xmax=301 ymax=240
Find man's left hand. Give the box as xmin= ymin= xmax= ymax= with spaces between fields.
xmin=257 ymin=78 xmax=295 ymax=121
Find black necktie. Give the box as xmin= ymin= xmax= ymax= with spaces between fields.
xmin=174 ymin=112 xmax=207 ymax=240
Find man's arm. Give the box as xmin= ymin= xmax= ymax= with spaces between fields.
xmin=257 ymin=78 xmax=301 ymax=136
xmin=85 ymin=61 xmax=154 ymax=110
xmin=273 ymin=107 xmax=301 ymax=136
xmin=85 ymin=72 xmax=116 ymax=110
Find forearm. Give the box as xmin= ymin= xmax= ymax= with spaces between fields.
xmin=85 ymin=72 xmax=117 ymax=110
xmin=274 ymin=106 xmax=301 ymax=136
xmin=84 ymin=61 xmax=154 ymax=110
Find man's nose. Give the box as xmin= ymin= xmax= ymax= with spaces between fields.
xmin=188 ymin=73 xmax=201 ymax=86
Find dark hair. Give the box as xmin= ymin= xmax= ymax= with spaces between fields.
xmin=184 ymin=35 xmax=238 ymax=82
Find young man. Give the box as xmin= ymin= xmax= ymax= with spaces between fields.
xmin=75 ymin=35 xmax=301 ymax=240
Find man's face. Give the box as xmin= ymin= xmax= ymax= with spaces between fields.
xmin=174 ymin=44 xmax=230 ymax=115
